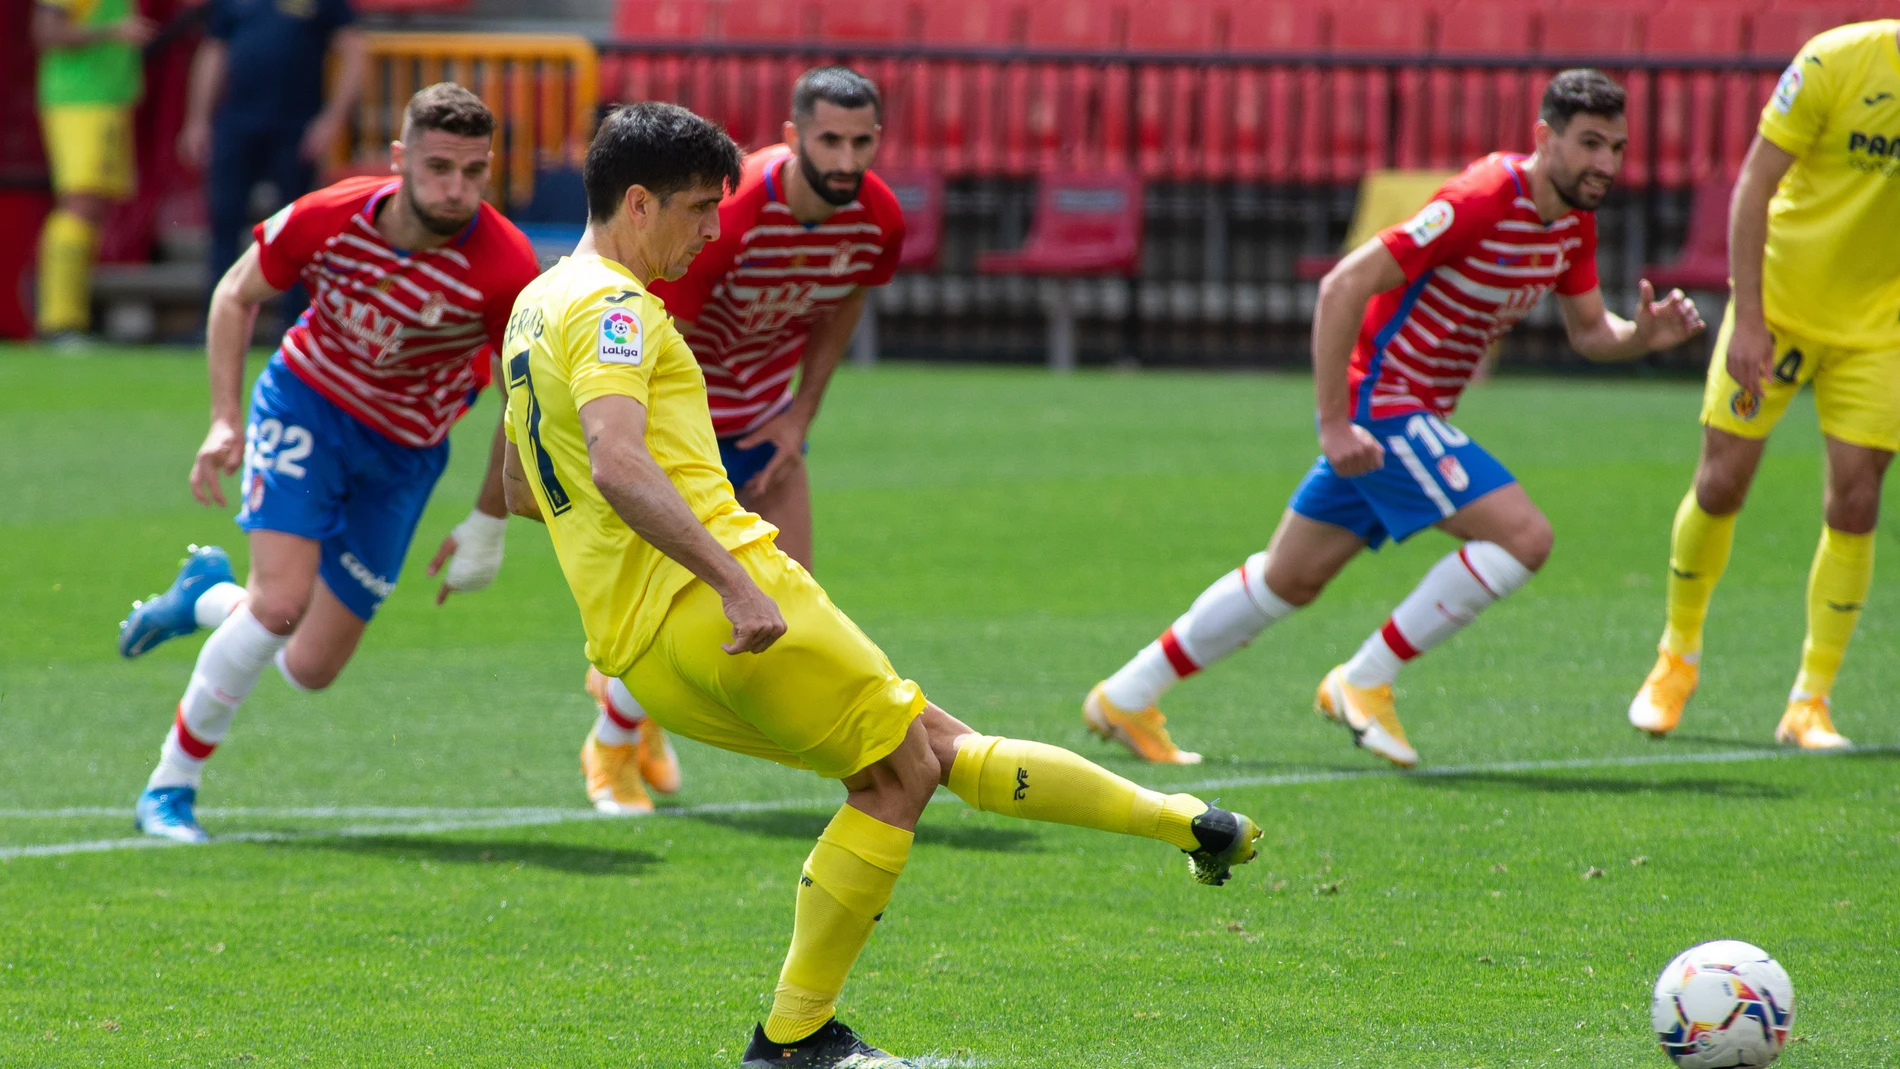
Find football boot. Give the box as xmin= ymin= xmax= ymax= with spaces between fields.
xmin=584 ymin=666 xmax=681 ymax=793
xmin=1082 ymin=684 xmax=1202 ymax=765
xmin=1185 ymin=805 xmax=1262 ymax=887
xmin=1629 ymin=646 xmax=1699 ymax=736
xmin=1774 ymin=696 xmax=1851 ymax=751
xmin=134 ymin=785 xmax=209 ymax=844
xmin=739 ymin=1019 xmax=915 ymax=1068
xmin=118 ymin=545 xmax=235 ymax=658
xmin=1316 ymin=666 xmax=1419 ymax=768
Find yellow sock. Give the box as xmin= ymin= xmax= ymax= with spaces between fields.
xmin=1662 ymin=490 xmax=1737 ymax=656
xmin=36 ymin=209 xmax=96 ymax=334
xmin=946 ymin=734 xmax=1206 ymax=851
xmin=1793 ymin=526 xmax=1874 ymax=699
xmin=763 ymin=805 xmax=912 ymax=1045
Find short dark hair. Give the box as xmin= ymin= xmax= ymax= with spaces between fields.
xmin=405 ymin=83 xmax=496 ymax=140
xmin=583 ymin=101 xmax=742 ymax=222
xmin=791 ymin=66 xmax=882 ymax=124
xmin=1540 ymin=69 xmax=1626 ymax=130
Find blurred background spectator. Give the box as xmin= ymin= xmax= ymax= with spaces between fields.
xmin=179 ymin=0 xmax=365 ymax=328
xmin=32 ymin=0 xmax=154 ymax=342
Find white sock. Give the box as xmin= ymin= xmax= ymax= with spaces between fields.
xmin=1342 ymin=541 xmax=1534 ymax=688
xmin=147 ymin=608 xmax=289 ymax=790
xmin=594 ymin=675 xmax=646 ymax=747
xmin=1101 ymin=551 xmax=1296 ymax=709
xmin=193 ymin=581 xmax=247 ymax=629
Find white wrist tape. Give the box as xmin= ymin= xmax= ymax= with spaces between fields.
xmin=444 ymin=509 xmax=507 ymax=592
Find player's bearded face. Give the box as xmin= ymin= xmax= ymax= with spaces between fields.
xmin=399 ymin=130 xmax=492 ymax=235
xmin=792 ymin=102 xmax=881 ymax=207
xmin=1546 ymin=114 xmax=1626 ymax=212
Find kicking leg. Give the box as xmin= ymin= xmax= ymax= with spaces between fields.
xmin=1321 ymin=485 xmax=1546 ymax=768
xmin=1089 ymin=509 xmax=1364 ymax=763
xmin=137 ymin=532 xmax=318 ymax=842
xmin=1778 ymin=436 xmax=1888 ymax=749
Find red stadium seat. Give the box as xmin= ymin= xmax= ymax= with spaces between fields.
xmin=1019 ymin=0 xmax=1128 ymax=173
xmin=612 ymin=0 xmax=710 ymax=40
xmin=1643 ymin=175 xmax=1732 ymax=292
xmin=917 ymin=0 xmax=1021 ymax=174
xmin=1128 ymin=0 xmax=1217 ymax=178
xmin=1223 ymin=1 xmax=1330 ymax=182
xmin=717 ymin=3 xmax=817 ymax=152
xmin=1427 ymin=2 xmax=1538 ymax=172
xmin=1647 ymin=3 xmax=1750 ymax=187
xmin=816 ymin=0 xmax=914 ymax=43
xmin=1750 ymin=2 xmax=1864 ymax=58
xmin=876 ymin=166 xmax=946 ymax=270
xmin=977 ymin=172 xmax=1145 ymax=370
xmin=1328 ymin=1 xmax=1435 ymax=181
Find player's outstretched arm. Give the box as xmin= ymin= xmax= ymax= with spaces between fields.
xmin=191 ymin=245 xmax=284 ymax=507
xmin=578 ymin=395 xmax=787 ymax=655
xmin=1312 ymin=240 xmax=1404 ymax=477
xmin=1557 ymin=280 xmax=1707 ymax=363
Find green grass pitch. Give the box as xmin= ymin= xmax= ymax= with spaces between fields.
xmin=2 ymin=346 xmax=1897 ymax=1067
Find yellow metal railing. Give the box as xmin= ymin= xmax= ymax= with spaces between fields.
xmin=336 ymin=32 xmax=599 ymax=209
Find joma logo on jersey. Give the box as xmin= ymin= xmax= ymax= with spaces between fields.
xmin=739 ymin=282 xmax=820 ymax=334
xmin=1846 ymin=132 xmax=1900 ymax=158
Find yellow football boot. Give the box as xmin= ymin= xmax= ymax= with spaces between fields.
xmin=1316 ymin=666 xmax=1419 ymax=768
xmin=1083 ymin=685 xmax=1202 ymax=765
xmin=581 ymin=729 xmax=654 ymax=815
xmin=1775 ymin=696 xmax=1852 ymax=751
xmin=1629 ymin=646 xmax=1699 ymax=737
xmin=585 ymin=666 xmax=681 ymax=794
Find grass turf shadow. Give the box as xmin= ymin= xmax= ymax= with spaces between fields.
xmin=281 ymin=835 xmax=663 ymax=875
xmin=688 ymin=810 xmax=1042 ymax=853
xmin=1409 ymin=772 xmax=1796 ymax=799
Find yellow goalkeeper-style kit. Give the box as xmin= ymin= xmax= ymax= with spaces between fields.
xmin=502 ymin=253 xmax=924 ymax=779
xmin=1701 ymin=19 xmax=1900 ymax=451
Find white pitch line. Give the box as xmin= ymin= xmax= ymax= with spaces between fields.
xmin=2 ymin=745 xmax=1889 ymax=862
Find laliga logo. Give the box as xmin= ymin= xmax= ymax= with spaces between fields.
xmin=597 ymin=309 xmax=643 ymax=366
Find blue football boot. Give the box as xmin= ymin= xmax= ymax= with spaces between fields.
xmin=134 ymin=785 xmax=210 ymax=843
xmin=118 ymin=546 xmax=236 ymax=658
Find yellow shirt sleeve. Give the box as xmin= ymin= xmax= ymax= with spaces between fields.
xmin=1758 ymin=35 xmax=1839 ymax=157
xmin=563 ymin=289 xmax=662 ymax=412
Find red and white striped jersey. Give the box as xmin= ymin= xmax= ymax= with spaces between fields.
xmin=1350 ymin=153 xmax=1600 ymax=422
xmin=649 ymin=146 xmax=905 ymax=438
xmin=252 ymin=176 xmax=541 ymax=448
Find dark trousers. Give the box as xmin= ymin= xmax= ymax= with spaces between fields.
xmin=207 ymin=121 xmax=317 ymax=332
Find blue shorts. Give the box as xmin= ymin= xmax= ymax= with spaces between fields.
xmin=1288 ymin=413 xmax=1515 ymax=549
xmin=235 ymin=356 xmax=451 ymax=620
xmin=718 ymin=434 xmax=807 ymax=494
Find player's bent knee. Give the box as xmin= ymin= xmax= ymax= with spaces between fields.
xmin=244 ymin=593 xmax=310 ymax=636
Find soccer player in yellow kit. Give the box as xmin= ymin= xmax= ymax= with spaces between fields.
xmin=1631 ymin=19 xmax=1900 ymax=749
xmin=500 ymin=102 xmax=1261 ymax=1068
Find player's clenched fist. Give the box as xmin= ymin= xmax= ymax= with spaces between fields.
xmin=721 ymin=582 xmax=787 ymax=654
xmin=190 ymin=418 xmax=245 ymax=508
xmin=1319 ymin=420 xmax=1386 ymax=478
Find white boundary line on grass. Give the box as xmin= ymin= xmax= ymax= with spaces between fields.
xmin=2 ymin=744 xmax=1889 ymax=862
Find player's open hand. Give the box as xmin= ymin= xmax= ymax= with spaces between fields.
xmin=732 ymin=410 xmax=809 ymax=496
xmin=1633 ymin=279 xmax=1707 ymax=354
xmin=190 ymin=418 xmax=245 ymax=508
xmin=1725 ymin=312 xmax=1776 ymax=395
xmin=1320 ymin=420 xmax=1385 ymax=478
xmin=720 ymin=582 xmax=786 ymax=655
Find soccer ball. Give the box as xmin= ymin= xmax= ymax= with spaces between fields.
xmin=1650 ymin=940 xmax=1795 ymax=1067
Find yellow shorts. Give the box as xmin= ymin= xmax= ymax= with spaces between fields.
xmin=40 ymin=104 xmax=135 ymax=199
xmin=620 ymin=541 xmax=927 ymax=780
xmin=1700 ymin=303 xmax=1900 ymax=453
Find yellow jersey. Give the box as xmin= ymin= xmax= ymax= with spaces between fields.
xmin=502 ymin=254 xmax=776 ymax=676
xmin=1757 ymin=19 xmax=1900 ymax=351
